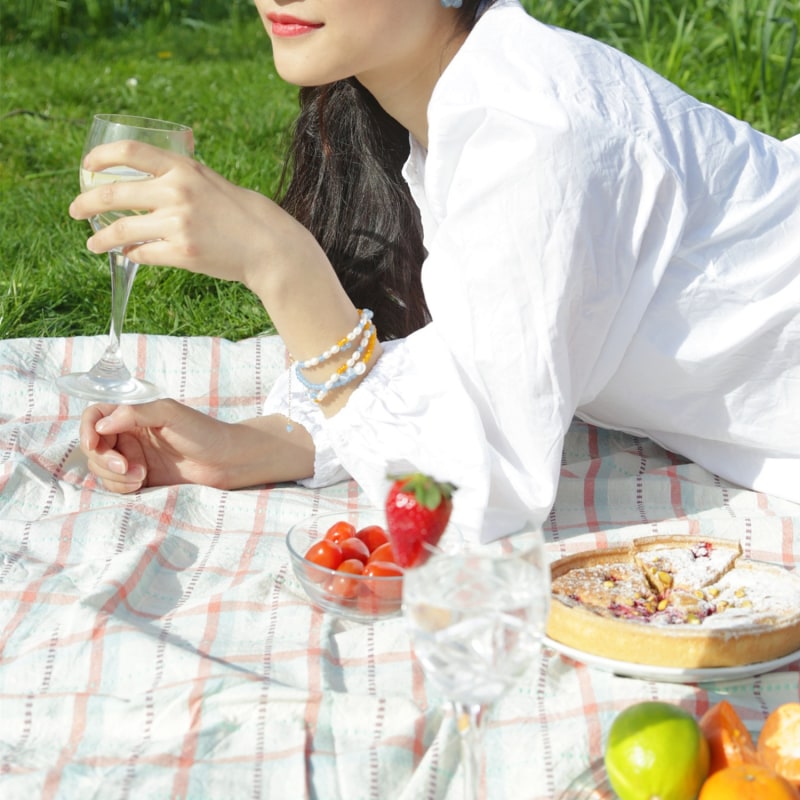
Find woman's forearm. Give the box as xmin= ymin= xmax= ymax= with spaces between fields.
xmin=244 ymin=219 xmax=384 ymax=418
xmin=223 ymin=413 xmax=316 ymax=490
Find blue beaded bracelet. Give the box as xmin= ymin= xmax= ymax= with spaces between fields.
xmin=284 ymin=310 xmax=378 ymax=429
xmin=294 ymin=309 xmax=373 ymax=370
xmin=294 ymin=322 xmax=376 ymax=403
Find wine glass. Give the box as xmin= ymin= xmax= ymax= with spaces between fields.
xmin=57 ymin=114 xmax=194 ymax=404
xmin=403 ymin=527 xmax=549 ymax=800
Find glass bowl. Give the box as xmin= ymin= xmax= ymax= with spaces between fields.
xmin=286 ymin=511 xmax=403 ymax=621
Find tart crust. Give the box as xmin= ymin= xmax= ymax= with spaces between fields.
xmin=546 ymin=536 xmax=800 ymax=668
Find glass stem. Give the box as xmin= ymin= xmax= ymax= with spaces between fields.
xmin=453 ymin=702 xmax=488 ymax=800
xmin=89 ymin=250 xmax=138 ymax=383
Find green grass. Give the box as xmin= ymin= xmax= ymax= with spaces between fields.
xmin=1 ymin=16 xmax=296 ymax=340
xmin=0 ymin=0 xmax=253 ymax=50
xmin=1 ymin=0 xmax=798 ymax=341
xmin=537 ymin=0 xmax=800 ymax=135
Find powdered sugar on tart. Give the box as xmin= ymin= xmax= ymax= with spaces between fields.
xmin=547 ymin=536 xmax=800 ymax=668
xmin=550 ymin=563 xmax=655 ymax=620
xmin=633 ymin=537 xmax=741 ymax=594
xmin=699 ymin=562 xmax=800 ymax=629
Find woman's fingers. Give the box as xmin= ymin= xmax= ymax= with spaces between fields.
xmin=93 ymin=399 xmax=180 ymax=434
xmin=67 ymin=139 xmax=278 ymax=286
xmin=79 ymin=403 xmax=119 ymax=451
xmin=69 ymin=141 xmax=192 ymax=221
xmin=72 ymin=185 xmax=149 ymax=227
xmin=70 ymin=175 xmax=164 ymax=224
xmin=69 ymin=143 xmax=209 ymax=267
xmin=80 ymin=404 xmax=155 ymax=491
xmin=84 ymin=140 xmax=185 ymax=177
xmin=83 ymin=211 xmax=184 ymax=262
xmin=94 ymin=433 xmax=148 ymax=484
xmin=88 ymin=450 xmax=147 ymax=493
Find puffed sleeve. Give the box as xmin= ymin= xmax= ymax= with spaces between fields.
xmin=269 ymin=111 xmax=685 ymax=542
xmin=262 ymin=327 xmax=504 ymax=540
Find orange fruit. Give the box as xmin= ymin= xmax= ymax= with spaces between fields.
xmin=758 ymin=703 xmax=800 ymax=790
xmin=604 ymin=701 xmax=709 ymax=800
xmin=698 ymin=763 xmax=800 ymax=800
xmin=699 ymin=700 xmax=760 ymax=775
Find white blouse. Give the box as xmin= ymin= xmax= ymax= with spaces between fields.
xmin=264 ymin=0 xmax=800 ymax=541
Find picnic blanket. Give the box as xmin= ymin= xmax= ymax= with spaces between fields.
xmin=1 ymin=333 xmax=798 ymax=800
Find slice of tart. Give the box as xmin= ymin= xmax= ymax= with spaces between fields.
xmin=551 ymin=561 xmax=658 ymax=621
xmin=632 ymin=536 xmax=742 ymax=594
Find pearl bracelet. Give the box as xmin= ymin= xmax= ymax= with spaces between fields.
xmin=284 ymin=309 xmax=377 ymax=430
xmin=294 ymin=309 xmax=373 ymax=370
xmin=294 ymin=322 xmax=377 ymax=403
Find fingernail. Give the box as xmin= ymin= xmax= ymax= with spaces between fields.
xmin=109 ymin=457 xmax=126 ymax=474
xmin=96 ymin=418 xmax=110 ymax=432
xmin=129 ymin=465 xmax=146 ymax=482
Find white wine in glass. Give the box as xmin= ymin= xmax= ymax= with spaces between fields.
xmin=57 ymin=114 xmax=194 ymax=403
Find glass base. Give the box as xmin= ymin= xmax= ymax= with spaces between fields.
xmin=57 ymin=371 xmax=162 ymax=404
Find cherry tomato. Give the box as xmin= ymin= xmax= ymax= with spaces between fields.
xmin=304 ymin=539 xmax=343 ymax=582
xmin=356 ymin=590 xmax=383 ymax=615
xmin=363 ymin=561 xmax=403 ymax=599
xmin=356 ymin=524 xmax=389 ymax=553
xmin=339 ymin=537 xmax=371 ymax=564
xmin=324 ymin=520 xmax=357 ymax=545
xmin=367 ymin=542 xmax=397 ymax=564
xmin=327 ymin=558 xmax=364 ymax=599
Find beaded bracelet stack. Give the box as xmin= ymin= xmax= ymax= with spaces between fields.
xmin=294 ymin=308 xmax=373 ymax=372
xmin=285 ymin=309 xmax=377 ymax=432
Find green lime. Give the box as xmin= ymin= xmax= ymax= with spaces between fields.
xmin=604 ymin=701 xmax=710 ymax=800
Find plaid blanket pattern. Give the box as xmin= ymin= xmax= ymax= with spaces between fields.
xmin=1 ymin=334 xmax=798 ymax=800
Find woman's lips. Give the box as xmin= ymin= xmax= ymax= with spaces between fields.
xmin=267 ymin=14 xmax=323 ymax=37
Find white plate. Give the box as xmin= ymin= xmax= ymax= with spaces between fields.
xmin=545 ymin=637 xmax=800 ymax=683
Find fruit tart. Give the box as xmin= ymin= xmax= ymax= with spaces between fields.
xmin=547 ymin=536 xmax=800 ymax=668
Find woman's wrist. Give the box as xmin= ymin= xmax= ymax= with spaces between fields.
xmin=289 ymin=319 xmax=383 ymax=418
xmin=220 ymin=414 xmax=316 ymax=490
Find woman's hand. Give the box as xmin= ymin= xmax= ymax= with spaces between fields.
xmin=68 ymin=140 xmax=308 ymax=291
xmin=69 ymin=141 xmax=381 ymax=418
xmin=79 ymin=399 xmax=317 ymax=494
xmin=80 ymin=400 xmax=235 ymax=493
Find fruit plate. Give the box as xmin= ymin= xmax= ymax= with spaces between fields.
xmin=545 ymin=637 xmax=800 ymax=683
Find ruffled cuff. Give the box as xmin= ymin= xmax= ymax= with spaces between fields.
xmin=262 ymin=367 xmax=351 ymax=488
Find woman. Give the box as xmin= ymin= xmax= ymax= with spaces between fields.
xmin=71 ymin=0 xmax=800 ymax=541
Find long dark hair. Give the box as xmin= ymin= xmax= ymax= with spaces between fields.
xmin=278 ymin=0 xmax=494 ymax=341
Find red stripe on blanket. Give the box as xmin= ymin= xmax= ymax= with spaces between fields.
xmin=172 ymin=593 xmax=224 ymax=797
xmin=135 ymin=334 xmax=149 ymax=384
xmin=209 ymin=337 xmax=221 ymax=417
xmin=583 ymin=425 xmax=601 ymax=532
xmin=37 ymin=508 xmax=87 ymax=800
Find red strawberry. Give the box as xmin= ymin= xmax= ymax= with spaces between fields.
xmin=384 ymin=473 xmax=456 ymax=568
